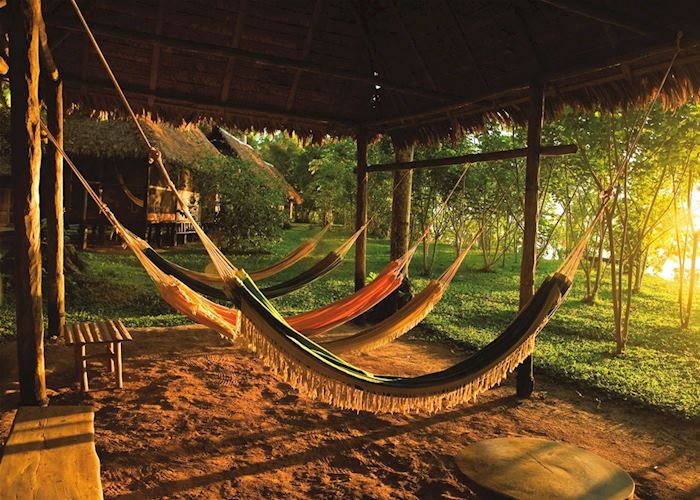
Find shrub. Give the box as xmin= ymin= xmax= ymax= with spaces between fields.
xmin=195 ymin=156 xmax=286 ymax=251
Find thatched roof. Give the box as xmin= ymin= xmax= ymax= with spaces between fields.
xmin=63 ymin=112 xmax=223 ymax=169
xmin=217 ymin=127 xmax=302 ymax=204
xmin=31 ymin=1 xmax=700 ymax=144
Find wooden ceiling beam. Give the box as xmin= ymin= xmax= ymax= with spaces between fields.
xmin=147 ymin=0 xmax=166 ymax=108
xmin=388 ymin=1 xmax=437 ymax=91
xmin=350 ymin=0 xmax=410 ymax=123
xmin=377 ymin=49 xmax=700 ymax=133
xmin=48 ymin=17 xmax=459 ymax=102
xmin=61 ymin=76 xmax=359 ymax=129
xmin=366 ymin=144 xmax=577 ymax=172
xmin=366 ymin=34 xmax=700 ymax=130
xmin=220 ymin=0 xmax=248 ymax=103
xmin=513 ymin=2 xmax=545 ymax=75
xmin=536 ymin=0 xmax=669 ymax=39
xmin=286 ymin=0 xmax=323 ymax=112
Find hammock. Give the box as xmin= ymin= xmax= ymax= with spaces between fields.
xmin=45 ymin=121 xmax=595 ymax=415
xmin=115 ymin=169 xmax=144 ymax=208
xmin=234 ymin=263 xmax=574 ymax=414
xmin=168 ymin=223 xmax=331 ymax=282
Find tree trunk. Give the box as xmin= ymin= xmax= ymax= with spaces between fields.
xmin=354 ymin=129 xmax=368 ymax=291
xmin=517 ymin=82 xmax=544 ymax=398
xmin=9 ymin=0 xmax=47 ymax=406
xmin=683 ymin=232 xmax=699 ymax=329
xmin=390 ymin=144 xmax=414 ymax=261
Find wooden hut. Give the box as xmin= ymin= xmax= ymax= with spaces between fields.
xmin=62 ymin=113 xmax=223 ymax=247
xmin=6 ymin=0 xmax=700 ymax=405
xmin=210 ymin=126 xmax=302 ymax=219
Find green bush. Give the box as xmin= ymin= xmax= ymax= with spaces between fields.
xmin=195 ymin=156 xmax=286 ymax=250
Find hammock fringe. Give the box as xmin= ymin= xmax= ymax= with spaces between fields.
xmin=240 ymin=315 xmax=537 ymax=414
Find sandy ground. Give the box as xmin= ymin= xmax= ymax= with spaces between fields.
xmin=1 ymin=326 xmax=699 ymax=499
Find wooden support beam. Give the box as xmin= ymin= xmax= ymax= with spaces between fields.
xmin=49 ymin=17 xmax=459 ymax=102
xmin=354 ymin=128 xmax=368 ymax=291
xmin=390 ymin=144 xmax=414 ymax=261
xmin=516 ymin=82 xmax=544 ymax=399
xmin=9 ymin=0 xmax=47 ymax=406
xmin=42 ymin=78 xmax=65 ymax=339
xmin=367 ymin=144 xmax=577 ymax=172
xmin=286 ymin=0 xmax=323 ymax=111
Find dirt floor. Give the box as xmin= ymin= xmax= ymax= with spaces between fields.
xmin=1 ymin=326 xmax=699 ymax=499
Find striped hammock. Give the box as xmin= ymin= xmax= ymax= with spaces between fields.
xmin=165 ymin=223 xmax=331 ymax=283
xmin=145 ymin=225 xmax=365 ymax=299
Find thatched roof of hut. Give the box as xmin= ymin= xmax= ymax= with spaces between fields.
xmin=216 ymin=127 xmax=302 ymax=204
xmin=63 ymin=113 xmax=223 ymax=170
xmin=28 ymin=1 xmax=700 ymax=144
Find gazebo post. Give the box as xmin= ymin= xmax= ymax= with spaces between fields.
xmin=354 ymin=128 xmax=368 ymax=291
xmin=517 ymin=82 xmax=544 ymax=398
xmin=389 ymin=143 xmax=414 ymax=261
xmin=43 ymin=78 xmax=65 ymax=339
xmin=9 ymin=0 xmax=48 ymax=406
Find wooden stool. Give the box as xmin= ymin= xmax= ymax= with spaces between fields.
xmin=455 ymin=437 xmax=635 ymax=499
xmin=64 ymin=320 xmax=132 ymax=391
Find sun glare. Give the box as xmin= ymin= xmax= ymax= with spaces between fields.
xmin=692 ymin=187 xmax=700 ymax=228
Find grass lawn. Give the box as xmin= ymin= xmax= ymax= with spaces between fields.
xmin=1 ymin=223 xmax=699 ymax=419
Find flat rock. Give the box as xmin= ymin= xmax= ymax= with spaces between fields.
xmin=455 ymin=436 xmax=634 ymax=499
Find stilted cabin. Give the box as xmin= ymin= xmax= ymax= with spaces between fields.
xmin=209 ymin=126 xmax=302 ymax=219
xmin=62 ymin=114 xmax=223 ymax=247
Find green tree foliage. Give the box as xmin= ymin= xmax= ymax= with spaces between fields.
xmin=193 ymin=155 xmax=286 ymax=250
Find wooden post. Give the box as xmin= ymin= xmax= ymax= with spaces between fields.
xmin=517 ymin=82 xmax=544 ymax=398
xmin=43 ymin=78 xmax=65 ymax=339
xmin=9 ymin=0 xmax=48 ymax=406
xmin=390 ymin=143 xmax=414 ymax=260
xmin=354 ymin=128 xmax=368 ymax=291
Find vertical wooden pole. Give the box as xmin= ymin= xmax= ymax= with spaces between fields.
xmin=143 ymin=165 xmax=151 ymax=239
xmin=80 ymin=186 xmax=89 ymax=249
xmin=390 ymin=143 xmax=414 ymax=260
xmin=114 ymin=342 xmax=123 ymax=389
xmin=44 ymin=78 xmax=65 ymax=339
xmin=9 ymin=0 xmax=47 ymax=406
xmin=354 ymin=128 xmax=368 ymax=291
xmin=517 ymin=82 xmax=544 ymax=398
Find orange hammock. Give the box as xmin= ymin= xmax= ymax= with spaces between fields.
xmin=286 ymin=244 xmax=418 ymax=336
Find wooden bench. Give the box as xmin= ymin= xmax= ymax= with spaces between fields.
xmin=0 ymin=406 xmax=103 ymax=499
xmin=64 ymin=320 xmax=132 ymax=392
